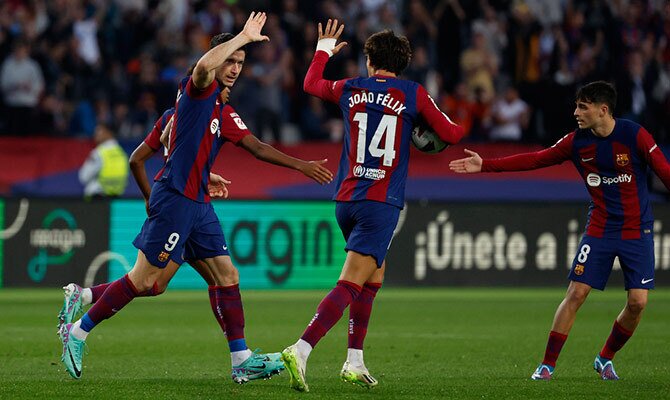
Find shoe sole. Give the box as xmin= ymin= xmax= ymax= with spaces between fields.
xmin=232 ymin=366 xmax=284 ymax=384
xmin=340 ymin=371 xmax=378 ymax=388
xmin=281 ymin=350 xmax=308 ymax=392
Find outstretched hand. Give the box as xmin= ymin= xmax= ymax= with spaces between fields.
xmin=241 ymin=11 xmax=270 ymax=43
xmin=317 ymin=19 xmax=348 ymax=55
xmin=300 ymin=159 xmax=334 ymax=185
xmin=208 ymin=173 xmax=232 ymax=198
xmin=449 ymin=149 xmax=483 ymax=173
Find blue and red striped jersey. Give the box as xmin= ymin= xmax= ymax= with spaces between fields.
xmin=157 ymin=76 xmax=250 ymax=202
xmin=483 ymin=119 xmax=670 ymax=239
xmin=304 ymin=51 xmax=463 ymax=208
xmin=145 ymin=107 xmax=174 ymax=152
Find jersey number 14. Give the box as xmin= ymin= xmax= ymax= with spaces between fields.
xmin=353 ymin=112 xmax=397 ymax=167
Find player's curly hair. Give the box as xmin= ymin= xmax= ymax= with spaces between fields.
xmin=364 ymin=30 xmax=412 ymax=75
xmin=576 ymin=81 xmax=617 ymax=115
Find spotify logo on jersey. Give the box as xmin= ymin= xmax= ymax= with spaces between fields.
xmin=587 ymin=173 xmax=601 ymax=187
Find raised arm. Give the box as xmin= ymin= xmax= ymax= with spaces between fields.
xmin=238 ymin=135 xmax=333 ymax=185
xmin=192 ymin=12 xmax=269 ymax=89
xmin=303 ymin=18 xmax=348 ymax=102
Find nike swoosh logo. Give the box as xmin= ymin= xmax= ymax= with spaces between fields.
xmin=251 ymin=363 xmax=266 ymax=369
xmin=581 ymin=157 xmax=594 ymax=162
xmin=222 ymin=245 xmax=228 ymax=251
xmin=69 ymin=349 xmax=81 ymax=377
xmin=641 ymin=278 xmax=654 ymax=284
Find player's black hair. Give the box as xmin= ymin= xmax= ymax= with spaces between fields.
xmin=575 ymin=81 xmax=617 ymax=115
xmin=364 ymin=30 xmax=412 ymax=75
xmin=210 ymin=32 xmax=248 ymax=53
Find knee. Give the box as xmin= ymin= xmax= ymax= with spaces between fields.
xmin=153 ymin=282 xmax=167 ymax=296
xmin=128 ymin=271 xmax=157 ymax=293
xmin=566 ymin=288 xmax=589 ymax=306
xmin=221 ymin=266 xmax=239 ymax=284
xmin=626 ymin=297 xmax=647 ymax=315
xmin=133 ymin=277 xmax=155 ymax=293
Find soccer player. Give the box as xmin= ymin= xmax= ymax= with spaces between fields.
xmin=280 ymin=20 xmax=464 ymax=392
xmin=449 ymin=81 xmax=670 ymax=381
xmin=58 ymin=106 xmax=231 ymax=331
xmin=58 ymin=12 xmax=333 ymax=381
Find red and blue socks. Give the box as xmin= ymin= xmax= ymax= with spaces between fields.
xmin=599 ymin=320 xmax=633 ymax=360
xmin=208 ymin=284 xmax=251 ymax=364
xmin=301 ymin=280 xmax=362 ymax=349
xmin=542 ymin=330 xmax=568 ymax=368
xmin=348 ymin=282 xmax=381 ymax=350
xmin=73 ymin=274 xmax=140 ymax=339
xmin=90 ymin=281 xmax=161 ymax=304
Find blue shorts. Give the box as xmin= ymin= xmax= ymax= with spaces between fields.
xmin=335 ymin=200 xmax=401 ymax=268
xmin=133 ymin=181 xmax=229 ymax=268
xmin=568 ymin=234 xmax=655 ymax=290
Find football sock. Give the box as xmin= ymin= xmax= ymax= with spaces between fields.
xmin=347 ymin=348 xmax=365 ymax=368
xmin=542 ymin=330 xmax=568 ymax=367
xmin=348 ymin=282 xmax=381 ymax=349
xmin=301 ymin=280 xmax=362 ymax=348
xmin=81 ymin=288 xmax=93 ymax=305
xmin=212 ymin=284 xmax=247 ymax=352
xmin=231 ymin=349 xmax=253 ymax=366
xmin=89 ymin=283 xmax=110 ymax=304
xmin=81 ymin=274 xmax=139 ymax=333
xmin=599 ymin=320 xmax=633 ymax=360
xmin=70 ymin=319 xmax=89 ymax=340
xmin=208 ymin=285 xmax=227 ymax=334
xmin=296 ymin=339 xmax=313 ymax=361
xmin=90 ymin=282 xmax=161 ymax=304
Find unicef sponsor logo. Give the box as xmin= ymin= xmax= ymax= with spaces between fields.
xmin=587 ymin=173 xmax=632 ymax=187
xmin=353 ymin=165 xmax=365 ymax=177
xmin=586 ymin=173 xmax=601 ymax=187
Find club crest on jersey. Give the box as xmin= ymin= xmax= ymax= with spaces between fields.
xmin=158 ymin=251 xmax=170 ymax=262
xmin=210 ymin=118 xmax=220 ymax=137
xmin=616 ymin=153 xmax=629 ymax=166
xmin=574 ymin=264 xmax=585 ymax=275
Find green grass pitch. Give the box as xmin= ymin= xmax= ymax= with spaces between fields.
xmin=1 ymin=288 xmax=669 ymax=399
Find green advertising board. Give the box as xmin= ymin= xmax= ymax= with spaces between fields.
xmin=110 ymin=200 xmax=345 ymax=289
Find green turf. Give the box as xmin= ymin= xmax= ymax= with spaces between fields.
xmin=1 ymin=288 xmax=669 ymax=399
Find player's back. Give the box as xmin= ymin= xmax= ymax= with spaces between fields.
xmin=333 ymin=76 xmax=422 ymax=208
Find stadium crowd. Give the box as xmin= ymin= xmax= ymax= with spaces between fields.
xmin=1 ymin=0 xmax=669 ymax=145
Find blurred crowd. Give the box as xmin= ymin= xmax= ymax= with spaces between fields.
xmin=1 ymin=0 xmax=670 ymax=146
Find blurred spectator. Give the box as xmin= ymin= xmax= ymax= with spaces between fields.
xmin=618 ymin=50 xmax=653 ymax=123
xmin=0 ymin=0 xmax=667 ymax=146
xmin=79 ymin=123 xmax=129 ymax=199
xmin=0 ymin=38 xmax=44 ymax=135
xmin=440 ymin=82 xmax=475 ymax=138
xmin=460 ymin=27 xmax=498 ymax=102
xmin=250 ymin=42 xmax=286 ymax=143
xmin=489 ymin=86 xmax=529 ymax=142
